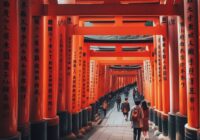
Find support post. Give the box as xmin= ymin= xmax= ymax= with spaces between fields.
xmin=184 ymin=0 xmax=199 ymax=139
xmin=168 ymin=16 xmax=180 ymax=140
xmin=176 ymin=16 xmax=187 ymax=140
xmin=0 ymin=0 xmax=20 ymax=139
xmin=18 ymin=0 xmax=32 ymax=140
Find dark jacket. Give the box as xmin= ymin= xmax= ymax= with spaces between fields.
xmin=121 ymin=101 xmax=130 ymax=113
xmin=116 ymin=96 xmax=121 ymax=104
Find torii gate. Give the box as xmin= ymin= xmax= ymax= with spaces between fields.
xmin=0 ymin=1 xmax=199 ymax=140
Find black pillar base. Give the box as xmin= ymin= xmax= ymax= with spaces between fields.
xmin=79 ymin=110 xmax=86 ymax=135
xmin=176 ymin=113 xmax=187 ymax=140
xmin=72 ymin=113 xmax=84 ymax=138
xmin=154 ymin=110 xmax=158 ymax=126
xmin=88 ymin=107 xmax=92 ymax=122
xmin=31 ymin=120 xmax=47 ymax=140
xmin=66 ymin=112 xmax=76 ymax=140
xmin=79 ymin=111 xmax=83 ymax=129
xmin=0 ymin=133 xmax=21 ymax=140
xmin=92 ymin=103 xmax=95 ymax=121
xmin=72 ymin=113 xmax=79 ymax=134
xmin=161 ymin=113 xmax=168 ymax=136
xmin=168 ymin=112 xmax=176 ymax=140
xmin=67 ymin=112 xmax=72 ymax=135
xmin=57 ymin=111 xmax=67 ymax=138
xmin=18 ymin=123 xmax=31 ymax=140
xmin=185 ymin=124 xmax=198 ymax=140
xmin=91 ymin=103 xmax=97 ymax=121
xmin=149 ymin=108 xmax=154 ymax=122
xmin=82 ymin=109 xmax=88 ymax=127
xmin=157 ymin=111 xmax=162 ymax=132
xmin=47 ymin=117 xmax=59 ymax=140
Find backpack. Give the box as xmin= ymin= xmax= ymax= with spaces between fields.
xmin=122 ymin=102 xmax=129 ymax=113
xmin=132 ymin=107 xmax=140 ymax=122
xmin=123 ymin=107 xmax=128 ymax=113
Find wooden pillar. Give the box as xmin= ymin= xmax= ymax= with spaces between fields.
xmin=89 ymin=60 xmax=95 ymax=105
xmin=184 ymin=1 xmax=199 ymax=139
xmin=82 ymin=45 xmax=90 ymax=109
xmin=65 ymin=16 xmax=76 ymax=138
xmin=17 ymin=0 xmax=32 ymax=139
xmin=81 ymin=43 xmax=91 ymax=130
xmin=168 ymin=16 xmax=179 ymax=140
xmin=176 ymin=16 xmax=188 ymax=140
xmin=31 ymin=3 xmax=48 ymax=140
xmin=149 ymin=47 xmax=155 ymax=122
xmin=70 ymin=17 xmax=84 ymax=137
xmin=153 ymin=37 xmax=159 ymax=126
xmin=76 ymin=33 xmax=84 ymax=135
xmin=160 ymin=17 xmax=170 ymax=136
xmin=43 ymin=15 xmax=59 ymax=140
xmin=156 ymin=35 xmax=163 ymax=132
xmin=0 ymin=0 xmax=20 ymax=139
xmin=57 ymin=16 xmax=68 ymax=138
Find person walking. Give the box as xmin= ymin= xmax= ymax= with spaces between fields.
xmin=130 ymin=99 xmax=144 ymax=140
xmin=116 ymin=94 xmax=121 ymax=111
xmin=121 ymin=97 xmax=130 ymax=121
xmin=102 ymin=100 xmax=108 ymax=117
xmin=141 ymin=100 xmax=149 ymax=139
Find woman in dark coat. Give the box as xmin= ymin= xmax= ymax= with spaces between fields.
xmin=141 ymin=100 xmax=149 ymax=137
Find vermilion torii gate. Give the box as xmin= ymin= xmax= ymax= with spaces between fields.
xmin=0 ymin=1 xmax=199 ymax=140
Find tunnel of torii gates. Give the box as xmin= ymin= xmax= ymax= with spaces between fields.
xmin=0 ymin=0 xmax=200 ymax=140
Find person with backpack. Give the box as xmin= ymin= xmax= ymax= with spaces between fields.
xmin=130 ymin=99 xmax=144 ymax=140
xmin=116 ymin=94 xmax=121 ymax=111
xmin=141 ymin=100 xmax=149 ymax=139
xmin=121 ymin=97 xmax=130 ymax=121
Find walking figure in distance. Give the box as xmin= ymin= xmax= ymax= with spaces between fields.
xmin=141 ymin=100 xmax=149 ymax=139
xmin=116 ymin=94 xmax=121 ymax=111
xmin=121 ymin=97 xmax=130 ymax=121
xmin=130 ymin=99 xmax=144 ymax=140
xmin=102 ymin=100 xmax=108 ymax=118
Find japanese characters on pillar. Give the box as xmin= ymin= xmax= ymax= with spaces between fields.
xmin=184 ymin=0 xmax=199 ymax=128
xmin=71 ymin=33 xmax=77 ymax=113
xmin=18 ymin=0 xmax=31 ymax=128
xmin=31 ymin=15 xmax=44 ymax=122
xmin=143 ymin=61 xmax=147 ymax=100
xmin=66 ymin=17 xmax=82 ymax=114
xmin=89 ymin=60 xmax=95 ymax=104
xmin=66 ymin=17 xmax=73 ymax=113
xmin=157 ymin=35 xmax=162 ymax=111
xmin=136 ymin=70 xmax=140 ymax=92
xmin=81 ymin=44 xmax=90 ymax=109
xmin=86 ymin=48 xmax=90 ymax=104
xmin=161 ymin=16 xmax=170 ymax=114
xmin=177 ymin=17 xmax=187 ymax=116
xmin=98 ymin=65 xmax=105 ymax=99
xmin=76 ymin=33 xmax=83 ymax=112
xmin=148 ymin=60 xmax=153 ymax=104
xmin=0 ymin=0 xmax=19 ymax=138
xmin=70 ymin=17 xmax=82 ymax=113
xmin=153 ymin=37 xmax=158 ymax=109
xmin=143 ymin=60 xmax=152 ymax=102
xmin=44 ymin=15 xmax=59 ymax=119
xmin=109 ymin=70 xmax=113 ymax=92
xmin=105 ymin=66 xmax=110 ymax=94
xmin=57 ymin=16 xmax=67 ymax=112
xmin=94 ymin=62 xmax=99 ymax=101
xmin=103 ymin=66 xmax=108 ymax=95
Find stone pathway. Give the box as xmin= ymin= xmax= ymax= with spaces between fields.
xmin=83 ymin=90 xmax=160 ymax=140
